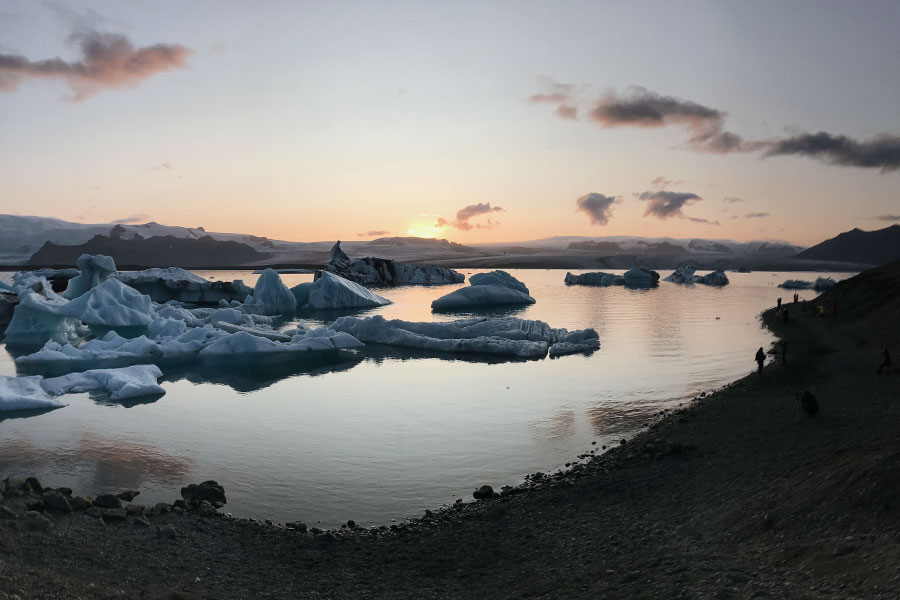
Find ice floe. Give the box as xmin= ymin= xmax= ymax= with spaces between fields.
xmin=331 ymin=315 xmax=598 ymax=358
xmin=324 ymin=241 xmax=464 ymax=286
xmin=244 ymin=269 xmax=297 ymax=315
xmin=292 ymin=271 xmax=392 ymax=311
xmin=564 ymin=272 xmax=625 ymax=286
xmin=116 ymin=267 xmax=252 ymax=305
xmin=778 ymin=277 xmax=836 ymax=291
xmin=63 ymin=254 xmax=117 ymax=299
xmin=663 ymin=266 xmax=729 ymax=286
xmin=623 ymin=267 xmax=660 ymax=288
xmin=431 ymin=271 xmax=535 ymax=311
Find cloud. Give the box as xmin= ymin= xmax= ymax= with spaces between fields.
xmin=434 ymin=203 xmax=504 ymax=231
xmin=555 ymin=104 xmax=578 ymax=120
xmin=150 ymin=161 xmax=173 ymax=171
xmin=651 ymin=175 xmax=682 ymax=189
xmin=761 ymin=132 xmax=900 ymax=172
xmin=111 ymin=214 xmax=149 ymax=224
xmin=744 ymin=212 xmax=770 ymax=218
xmin=575 ymin=193 xmax=619 ymax=226
xmin=588 ymin=86 xmax=723 ymax=131
xmin=723 ymin=196 xmax=743 ymax=203
xmin=873 ymin=214 xmax=900 ymax=222
xmin=528 ymin=77 xmax=576 ymax=105
xmin=0 ymin=29 xmax=191 ymax=100
xmin=639 ymin=190 xmax=702 ymax=219
xmin=357 ymin=230 xmax=390 ymax=237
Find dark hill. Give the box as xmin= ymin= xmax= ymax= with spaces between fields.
xmin=818 ymin=259 xmax=900 ymax=346
xmin=28 ymin=234 xmax=269 ymax=268
xmin=797 ymin=224 xmax=900 ymax=266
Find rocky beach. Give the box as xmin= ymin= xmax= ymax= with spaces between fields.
xmin=1 ymin=262 xmax=899 ymax=599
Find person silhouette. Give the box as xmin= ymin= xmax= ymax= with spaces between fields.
xmin=755 ymin=347 xmax=765 ymax=375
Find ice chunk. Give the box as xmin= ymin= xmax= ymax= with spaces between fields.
xmin=63 ymin=254 xmax=117 ymax=299
xmin=813 ymin=277 xmax=836 ymax=291
xmin=148 ymin=317 xmax=188 ymax=338
xmin=199 ymin=329 xmax=363 ymax=357
xmin=623 ymin=268 xmax=660 ymax=288
xmin=213 ymin=322 xmax=293 ymax=342
xmin=779 ymin=279 xmax=812 ymax=289
xmin=65 ymin=278 xmax=153 ymax=327
xmin=431 ymin=285 xmax=535 ymax=311
xmin=663 ymin=265 xmax=697 ymax=284
xmin=0 ymin=376 xmax=64 ymax=412
xmin=469 ymin=271 xmax=529 ymax=294
xmin=293 ymin=271 xmax=392 ymax=310
xmin=0 ymin=280 xmax=11 ymax=292
xmin=40 ymin=365 xmax=165 ymax=400
xmin=664 ymin=266 xmax=729 ymax=286
xmin=245 ymin=269 xmax=297 ymax=315
xmin=331 ymin=315 xmax=598 ymax=358
xmin=695 ymin=270 xmax=729 ymax=286
xmin=4 ymin=279 xmax=82 ymax=346
xmin=564 ymin=272 xmax=625 ymax=286
xmin=324 ymin=241 xmax=464 ymax=286
xmin=116 ymin=267 xmax=252 ymax=304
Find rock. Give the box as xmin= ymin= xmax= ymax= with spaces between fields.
xmin=25 ymin=497 xmax=45 ymax=511
xmin=0 ymin=506 xmax=18 ymax=520
xmin=84 ymin=506 xmax=104 ymax=519
xmin=473 ymin=485 xmax=495 ymax=500
xmin=69 ymin=496 xmax=92 ymax=510
xmin=101 ymin=508 xmax=127 ymax=522
xmin=125 ymin=504 xmax=145 ymax=516
xmin=93 ymin=494 xmax=122 ymax=509
xmin=172 ymin=499 xmax=187 ymax=510
xmin=157 ymin=525 xmax=177 ymax=539
xmin=23 ymin=477 xmax=42 ymax=493
xmin=133 ymin=516 xmax=152 ymax=528
xmin=286 ymin=521 xmax=308 ymax=532
xmin=23 ymin=510 xmax=53 ymax=531
xmin=196 ymin=501 xmax=218 ymax=517
xmin=55 ymin=487 xmax=73 ymax=497
xmin=180 ymin=481 xmax=226 ymax=506
xmin=41 ymin=490 xmax=72 ymax=513
xmin=153 ymin=502 xmax=172 ymax=515
xmin=116 ymin=490 xmax=140 ymax=502
xmin=346 ymin=519 xmax=357 ymax=529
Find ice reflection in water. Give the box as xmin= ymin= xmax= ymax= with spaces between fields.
xmin=0 ymin=269 xmax=847 ymax=525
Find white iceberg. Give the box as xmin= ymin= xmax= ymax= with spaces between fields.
xmin=431 ymin=271 xmax=534 ymax=311
xmin=40 ymin=365 xmax=166 ymax=400
xmin=663 ymin=266 xmax=729 ymax=286
xmin=662 ymin=265 xmax=697 ymax=284
xmin=4 ymin=278 xmax=83 ymax=346
xmin=292 ymin=271 xmax=392 ymax=310
xmin=198 ymin=329 xmax=363 ymax=358
xmin=63 ymin=254 xmax=117 ymax=299
xmin=331 ymin=315 xmax=598 ymax=358
xmin=245 ymin=269 xmax=297 ymax=315
xmin=116 ymin=267 xmax=253 ymax=305
xmin=65 ymin=278 xmax=153 ymax=327
xmin=0 ymin=376 xmax=65 ymax=412
xmin=564 ymin=272 xmax=625 ymax=286
xmin=695 ymin=270 xmax=729 ymax=286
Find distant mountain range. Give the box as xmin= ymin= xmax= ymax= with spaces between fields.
xmin=797 ymin=225 xmax=900 ymax=266
xmin=0 ymin=214 xmax=879 ymax=271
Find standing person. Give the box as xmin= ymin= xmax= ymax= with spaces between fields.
xmin=777 ymin=297 xmax=782 ymax=309
xmin=878 ymin=348 xmax=892 ymax=375
xmin=793 ymin=293 xmax=799 ymax=304
xmin=755 ymin=347 xmax=766 ymax=375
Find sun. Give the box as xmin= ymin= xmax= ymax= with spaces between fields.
xmin=406 ymin=224 xmax=440 ymax=239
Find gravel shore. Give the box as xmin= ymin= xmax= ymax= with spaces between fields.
xmin=2 ymin=264 xmax=899 ymax=599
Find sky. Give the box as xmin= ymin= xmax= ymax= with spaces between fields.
xmin=0 ymin=0 xmax=898 ymax=246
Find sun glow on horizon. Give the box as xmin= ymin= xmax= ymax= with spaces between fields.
xmin=406 ymin=223 xmax=441 ymax=239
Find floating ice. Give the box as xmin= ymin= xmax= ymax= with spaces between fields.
xmin=116 ymin=268 xmax=253 ymax=305
xmin=40 ymin=365 xmax=166 ymax=400
xmin=65 ymin=278 xmax=153 ymax=327
xmin=198 ymin=329 xmax=363 ymax=358
xmin=324 ymin=241 xmax=464 ymax=286
xmin=0 ymin=376 xmax=64 ymax=412
xmin=292 ymin=271 xmax=392 ymax=311
xmin=331 ymin=315 xmax=598 ymax=358
xmin=4 ymin=278 xmax=82 ymax=346
xmin=63 ymin=254 xmax=117 ymax=299
xmin=245 ymin=269 xmax=297 ymax=315
xmin=623 ymin=267 xmax=660 ymax=288
xmin=812 ymin=277 xmax=837 ymax=291
xmin=663 ymin=266 xmax=729 ymax=286
xmin=0 ymin=280 xmax=12 ymax=292
xmin=779 ymin=279 xmax=811 ymax=289
xmin=564 ymin=272 xmax=624 ymax=286
xmin=431 ymin=271 xmax=534 ymax=311
xmin=695 ymin=270 xmax=729 ymax=286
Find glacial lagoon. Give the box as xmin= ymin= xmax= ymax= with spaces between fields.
xmin=0 ymin=269 xmax=844 ymax=526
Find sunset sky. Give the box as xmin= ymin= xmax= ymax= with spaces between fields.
xmin=1 ymin=0 xmax=898 ymax=246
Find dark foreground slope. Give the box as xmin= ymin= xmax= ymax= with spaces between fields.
xmin=797 ymin=224 xmax=900 ymax=266
xmin=2 ymin=263 xmax=899 ymax=599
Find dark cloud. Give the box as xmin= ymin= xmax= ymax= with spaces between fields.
xmin=744 ymin=212 xmax=770 ymax=218
xmin=575 ymin=193 xmax=619 ymax=226
xmin=589 ymin=86 xmax=723 ymax=131
xmin=639 ymin=190 xmax=702 ymax=219
xmin=0 ymin=30 xmax=191 ymax=100
xmin=761 ymin=132 xmax=900 ymax=172
xmin=435 ymin=203 xmax=504 ymax=231
xmin=687 ymin=216 xmax=720 ymax=225
xmin=357 ymin=230 xmax=390 ymax=237
xmin=873 ymin=214 xmax=900 ymax=222
xmin=111 ymin=214 xmax=149 ymax=224
xmin=723 ymin=196 xmax=743 ymax=203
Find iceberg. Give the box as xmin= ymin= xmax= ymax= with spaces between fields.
xmin=0 ymin=376 xmax=65 ymax=412
xmin=331 ymin=315 xmax=598 ymax=358
xmin=813 ymin=277 xmax=837 ymax=291
xmin=4 ymin=278 xmax=83 ymax=346
xmin=324 ymin=241 xmax=464 ymax=286
xmin=781 ymin=277 xmax=835 ymax=291
xmin=244 ymin=269 xmax=297 ymax=315
xmin=564 ymin=271 xmax=625 ymax=286
xmin=431 ymin=270 xmax=534 ymax=311
xmin=623 ymin=267 xmax=660 ymax=288
xmin=116 ymin=267 xmax=252 ymax=305
xmin=292 ymin=271 xmax=392 ymax=310
xmin=663 ymin=266 xmax=729 ymax=286
xmin=779 ymin=279 xmax=811 ymax=289
xmin=198 ymin=329 xmax=363 ymax=358
xmin=63 ymin=254 xmax=117 ymax=299
xmin=39 ymin=365 xmax=166 ymax=400
xmin=64 ymin=278 xmax=153 ymax=327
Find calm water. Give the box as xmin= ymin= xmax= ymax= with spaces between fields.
xmin=0 ymin=269 xmax=843 ymax=526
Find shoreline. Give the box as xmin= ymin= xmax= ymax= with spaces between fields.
xmin=2 ymin=267 xmax=899 ymax=598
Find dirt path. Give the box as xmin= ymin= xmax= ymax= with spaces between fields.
xmin=2 ymin=290 xmax=899 ymax=599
